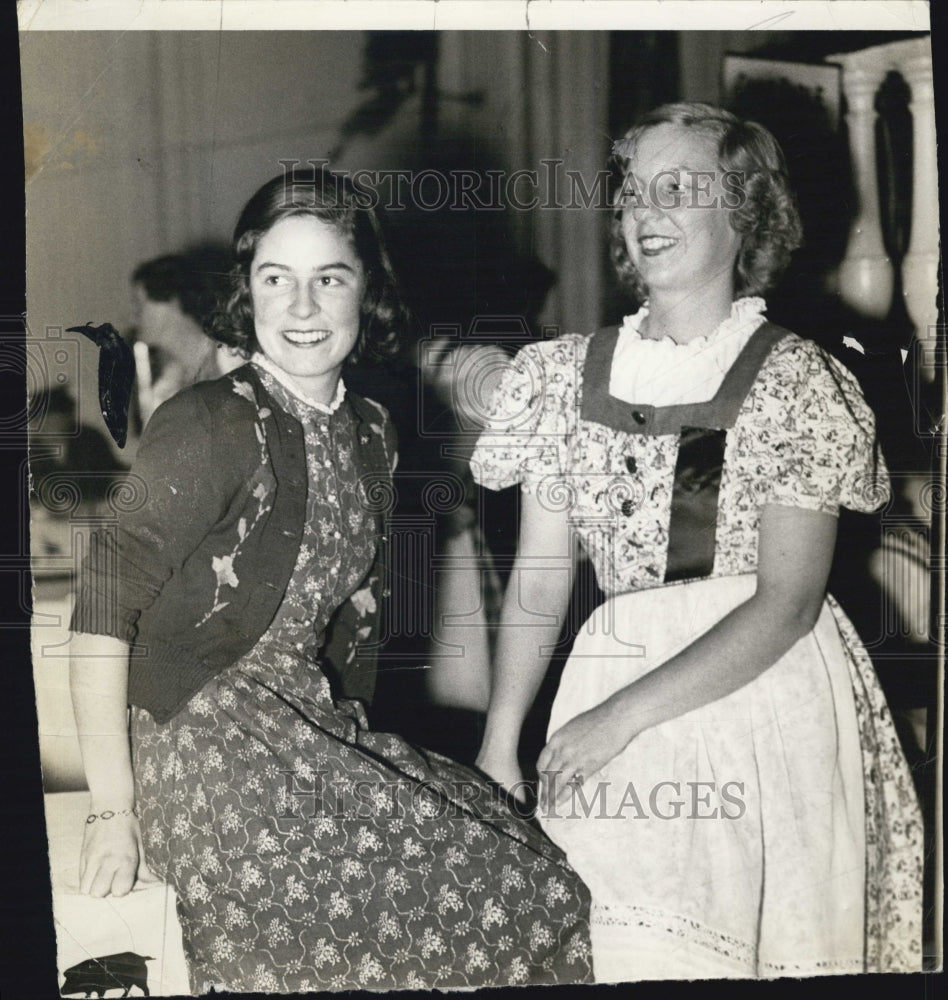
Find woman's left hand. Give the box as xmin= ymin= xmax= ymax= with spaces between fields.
xmin=536 ymin=696 xmax=632 ymax=813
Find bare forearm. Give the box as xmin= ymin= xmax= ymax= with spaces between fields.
xmin=538 ymin=507 xmax=838 ymax=804
xmin=479 ymin=563 xmax=573 ymax=757
xmin=610 ymin=592 xmax=819 ymax=743
xmin=70 ymin=632 xmax=135 ymax=810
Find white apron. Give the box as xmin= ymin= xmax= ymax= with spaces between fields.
xmin=539 ymin=574 xmax=921 ymax=980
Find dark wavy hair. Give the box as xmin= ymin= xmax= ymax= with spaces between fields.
xmin=132 ymin=245 xmax=232 ymax=328
xmin=610 ymin=102 xmax=803 ymax=302
xmin=209 ymin=169 xmax=408 ymax=364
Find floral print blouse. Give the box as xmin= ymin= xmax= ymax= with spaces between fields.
xmin=249 ymin=362 xmax=386 ymax=665
xmin=470 ymin=317 xmax=890 ymax=597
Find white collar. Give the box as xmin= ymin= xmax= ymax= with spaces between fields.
xmin=251 ymin=353 xmax=346 ymax=415
xmin=619 ymin=296 xmax=767 ymax=348
xmin=609 ymin=296 xmax=768 ymax=407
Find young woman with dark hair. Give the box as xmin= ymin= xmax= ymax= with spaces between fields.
xmin=70 ymin=168 xmax=591 ymax=993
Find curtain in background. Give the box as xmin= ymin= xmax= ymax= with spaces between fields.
xmin=438 ymin=32 xmax=610 ymax=335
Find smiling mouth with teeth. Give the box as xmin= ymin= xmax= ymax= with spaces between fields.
xmin=283 ymin=330 xmax=332 ymax=345
xmin=639 ymin=235 xmax=679 ymax=255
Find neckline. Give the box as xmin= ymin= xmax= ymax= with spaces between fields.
xmin=582 ymin=321 xmax=790 ymax=435
xmin=619 ymin=295 xmax=767 ymax=350
xmin=250 ymin=352 xmax=347 ymax=415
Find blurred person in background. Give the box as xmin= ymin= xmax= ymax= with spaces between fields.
xmin=130 ymin=245 xmax=244 ymax=427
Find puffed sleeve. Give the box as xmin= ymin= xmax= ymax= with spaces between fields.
xmin=70 ymin=387 xmax=231 ymax=641
xmin=749 ymin=338 xmax=891 ymax=516
xmin=469 ymin=338 xmax=579 ymax=494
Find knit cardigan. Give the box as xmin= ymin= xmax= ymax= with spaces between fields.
xmin=70 ymin=364 xmax=395 ymax=724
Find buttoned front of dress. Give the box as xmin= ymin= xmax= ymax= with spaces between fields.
xmin=472 ymin=317 xmax=889 ymax=598
xmin=247 ymin=364 xmax=376 ymax=669
xmin=469 ymin=314 xmax=921 ymax=979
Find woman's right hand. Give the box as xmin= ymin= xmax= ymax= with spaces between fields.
xmin=70 ymin=634 xmax=153 ymax=898
xmin=475 ymin=750 xmax=528 ymax=804
xmin=79 ymin=812 xmax=157 ymax=898
xmin=475 ymin=490 xmax=575 ymax=812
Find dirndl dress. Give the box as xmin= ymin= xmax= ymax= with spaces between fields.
xmin=470 ymin=314 xmax=924 ymax=979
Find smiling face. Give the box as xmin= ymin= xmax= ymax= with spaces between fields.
xmin=618 ymin=123 xmax=743 ymax=302
xmin=250 ymin=214 xmax=366 ymax=404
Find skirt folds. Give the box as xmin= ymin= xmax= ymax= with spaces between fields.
xmin=539 ymin=574 xmax=923 ymax=980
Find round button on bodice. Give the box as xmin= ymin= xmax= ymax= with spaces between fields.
xmin=631 ymin=410 xmax=646 ymax=425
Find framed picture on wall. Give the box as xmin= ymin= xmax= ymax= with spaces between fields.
xmin=722 ymin=54 xmax=842 ymax=129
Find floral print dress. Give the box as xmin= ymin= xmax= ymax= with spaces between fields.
xmin=132 ymin=366 xmax=592 ymax=994
xmin=470 ymin=308 xmax=923 ymax=980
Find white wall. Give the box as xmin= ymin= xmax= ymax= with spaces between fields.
xmin=22 ymin=30 xmax=613 ymax=433
xmin=22 ymin=31 xmax=367 ymax=431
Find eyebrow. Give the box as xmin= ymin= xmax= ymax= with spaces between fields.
xmin=627 ymin=165 xmax=707 ymax=183
xmin=253 ymin=260 xmax=359 ymax=274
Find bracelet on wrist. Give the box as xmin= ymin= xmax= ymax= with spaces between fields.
xmin=86 ymin=808 xmax=137 ymax=824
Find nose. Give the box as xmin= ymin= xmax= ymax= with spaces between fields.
xmin=615 ymin=182 xmax=661 ymax=223
xmin=630 ymin=191 xmax=663 ymax=222
xmin=289 ymin=281 xmax=319 ymax=319
xmin=616 ymin=200 xmax=663 ymax=236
